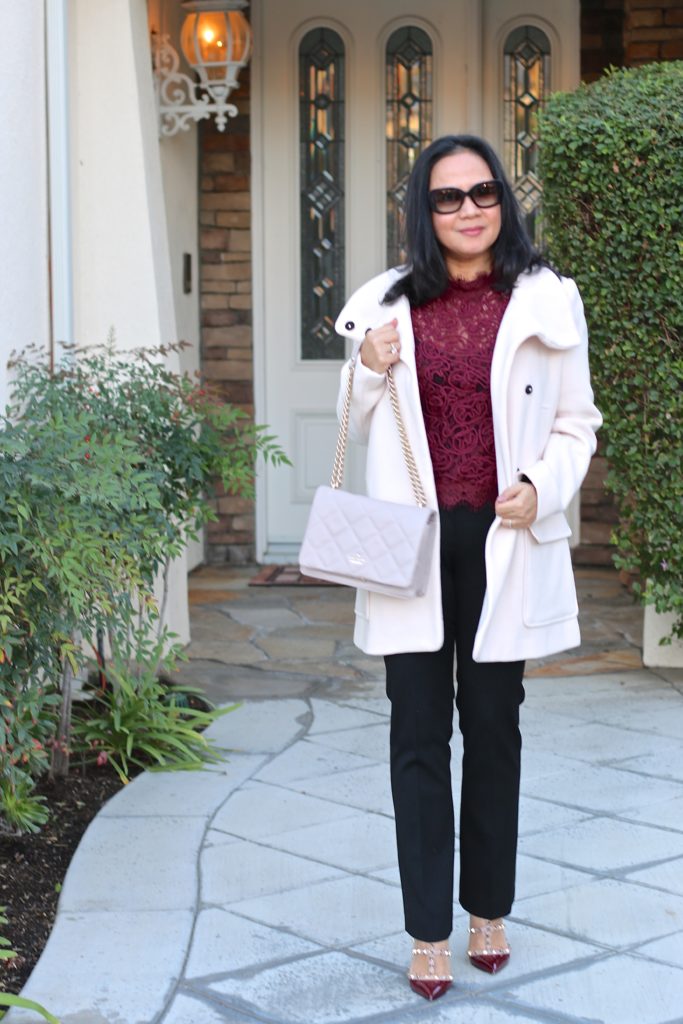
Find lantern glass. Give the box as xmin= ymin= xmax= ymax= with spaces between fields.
xmin=180 ymin=10 xmax=252 ymax=85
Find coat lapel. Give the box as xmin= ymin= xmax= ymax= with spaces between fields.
xmin=490 ymin=267 xmax=582 ymax=487
xmin=335 ymin=268 xmax=408 ymax=346
xmin=495 ymin=267 xmax=582 ymax=355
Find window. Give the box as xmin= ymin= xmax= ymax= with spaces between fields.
xmin=386 ymin=27 xmax=433 ymax=268
xmin=503 ymin=25 xmax=551 ymax=242
xmin=299 ymin=28 xmax=345 ymax=359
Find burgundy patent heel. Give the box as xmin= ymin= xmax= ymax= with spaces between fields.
xmin=409 ymin=977 xmax=453 ymax=1001
xmin=408 ymin=944 xmax=453 ymax=1001
xmin=467 ymin=920 xmax=510 ymax=974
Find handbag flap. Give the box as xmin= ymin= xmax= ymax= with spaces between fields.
xmin=300 ymin=486 xmax=436 ymax=596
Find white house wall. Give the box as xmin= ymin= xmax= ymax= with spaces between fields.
xmin=150 ymin=0 xmax=203 ymax=571
xmin=69 ymin=0 xmax=176 ymax=351
xmin=68 ymin=0 xmax=190 ymax=642
xmin=0 ymin=0 xmax=51 ymax=411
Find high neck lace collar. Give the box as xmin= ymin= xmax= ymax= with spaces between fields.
xmin=446 ymin=271 xmax=495 ymax=292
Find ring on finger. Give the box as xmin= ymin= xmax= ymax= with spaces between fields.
xmin=389 ymin=343 xmax=397 ymax=355
xmin=507 ymin=519 xmax=513 ymax=528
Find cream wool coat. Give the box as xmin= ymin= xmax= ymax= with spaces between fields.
xmin=334 ymin=265 xmax=602 ymax=662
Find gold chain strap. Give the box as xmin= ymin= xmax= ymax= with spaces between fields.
xmin=330 ymin=357 xmax=354 ymax=490
xmin=330 ymin=356 xmax=427 ymax=508
xmin=386 ymin=365 xmax=427 ymax=507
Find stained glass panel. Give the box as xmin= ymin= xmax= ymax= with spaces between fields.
xmin=503 ymin=26 xmax=550 ymax=243
xmin=386 ymin=27 xmax=433 ymax=268
xmin=300 ymin=29 xmax=345 ymax=359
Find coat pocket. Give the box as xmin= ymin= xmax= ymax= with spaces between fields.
xmin=523 ymin=513 xmax=578 ymax=627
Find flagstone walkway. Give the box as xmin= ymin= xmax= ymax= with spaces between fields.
xmin=7 ymin=568 xmax=683 ymax=1024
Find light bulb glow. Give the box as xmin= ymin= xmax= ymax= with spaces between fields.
xmin=203 ymin=29 xmax=215 ymax=43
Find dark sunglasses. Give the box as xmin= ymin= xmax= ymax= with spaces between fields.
xmin=429 ymin=179 xmax=503 ymax=214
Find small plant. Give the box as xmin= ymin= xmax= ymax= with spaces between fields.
xmin=0 ymin=909 xmax=60 ymax=1023
xmin=71 ymin=625 xmax=236 ymax=784
xmin=0 ymin=778 xmax=49 ymax=836
xmin=539 ymin=62 xmax=683 ymax=641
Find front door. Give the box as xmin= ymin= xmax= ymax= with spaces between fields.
xmin=252 ymin=0 xmax=580 ymax=561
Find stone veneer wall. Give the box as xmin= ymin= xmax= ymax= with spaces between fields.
xmin=199 ymin=72 xmax=256 ymax=564
xmin=199 ymin=9 xmax=682 ymax=566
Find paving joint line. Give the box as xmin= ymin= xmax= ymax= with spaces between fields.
xmin=247 ymin=773 xmax=394 ymax=817
xmin=485 ymin=988 xmax=598 ymax=1024
xmin=209 ymin=834 xmax=399 ymax=878
xmin=183 ymin=945 xmax=335 ymax=987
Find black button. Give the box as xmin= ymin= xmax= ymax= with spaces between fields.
xmin=345 ymin=320 xmax=355 ymax=331
xmin=525 ymin=384 xmax=533 ymax=394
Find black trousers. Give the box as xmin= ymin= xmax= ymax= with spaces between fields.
xmin=385 ymin=504 xmax=525 ymax=941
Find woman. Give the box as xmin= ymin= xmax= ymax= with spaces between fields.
xmin=334 ymin=135 xmax=601 ymax=1001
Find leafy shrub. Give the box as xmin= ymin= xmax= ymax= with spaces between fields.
xmin=1 ymin=388 xmax=162 ymax=789
xmin=7 ymin=339 xmax=288 ymax=617
xmin=539 ymin=62 xmax=683 ymax=640
xmin=0 ymin=339 xmax=288 ymax=829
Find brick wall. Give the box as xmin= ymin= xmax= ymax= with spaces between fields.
xmin=198 ymin=72 xmax=255 ymax=564
xmin=581 ymin=0 xmax=683 ymax=78
xmin=581 ymin=0 xmax=626 ymax=81
xmin=625 ymin=0 xmax=683 ymax=62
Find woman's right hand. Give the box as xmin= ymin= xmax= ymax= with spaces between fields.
xmin=359 ymin=318 xmax=401 ymax=374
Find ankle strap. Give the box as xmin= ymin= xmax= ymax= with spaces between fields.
xmin=468 ymin=921 xmax=505 ymax=935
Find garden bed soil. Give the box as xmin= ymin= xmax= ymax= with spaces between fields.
xmin=0 ymin=765 xmax=131 ymax=996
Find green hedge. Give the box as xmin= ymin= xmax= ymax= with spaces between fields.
xmin=539 ymin=62 xmax=683 ymax=640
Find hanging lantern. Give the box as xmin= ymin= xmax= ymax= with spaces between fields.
xmin=152 ymin=0 xmax=253 ymax=136
xmin=180 ymin=1 xmax=253 ymax=96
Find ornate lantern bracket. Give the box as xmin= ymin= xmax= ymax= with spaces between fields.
xmin=152 ymin=0 xmax=252 ymax=138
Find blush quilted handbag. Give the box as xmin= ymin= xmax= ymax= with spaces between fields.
xmin=299 ymin=354 xmax=437 ymax=598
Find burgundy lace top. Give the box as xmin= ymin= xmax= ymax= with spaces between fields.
xmin=412 ymin=273 xmax=511 ymax=510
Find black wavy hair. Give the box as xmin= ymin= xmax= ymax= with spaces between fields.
xmin=383 ymin=134 xmax=550 ymax=306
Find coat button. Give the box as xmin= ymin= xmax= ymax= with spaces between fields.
xmin=525 ymin=384 xmax=533 ymax=395
xmin=345 ymin=320 xmax=355 ymax=331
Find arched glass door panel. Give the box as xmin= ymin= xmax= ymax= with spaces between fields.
xmin=503 ymin=25 xmax=550 ymax=242
xmin=299 ymin=28 xmax=345 ymax=359
xmin=386 ymin=26 xmax=433 ymax=268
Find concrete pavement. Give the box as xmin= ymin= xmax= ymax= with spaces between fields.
xmin=7 ymin=568 xmax=683 ymax=1024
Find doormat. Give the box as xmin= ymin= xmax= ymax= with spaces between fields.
xmin=249 ymin=565 xmax=340 ymax=587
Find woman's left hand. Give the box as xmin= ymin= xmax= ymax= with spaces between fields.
xmin=495 ymin=482 xmax=538 ymax=530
